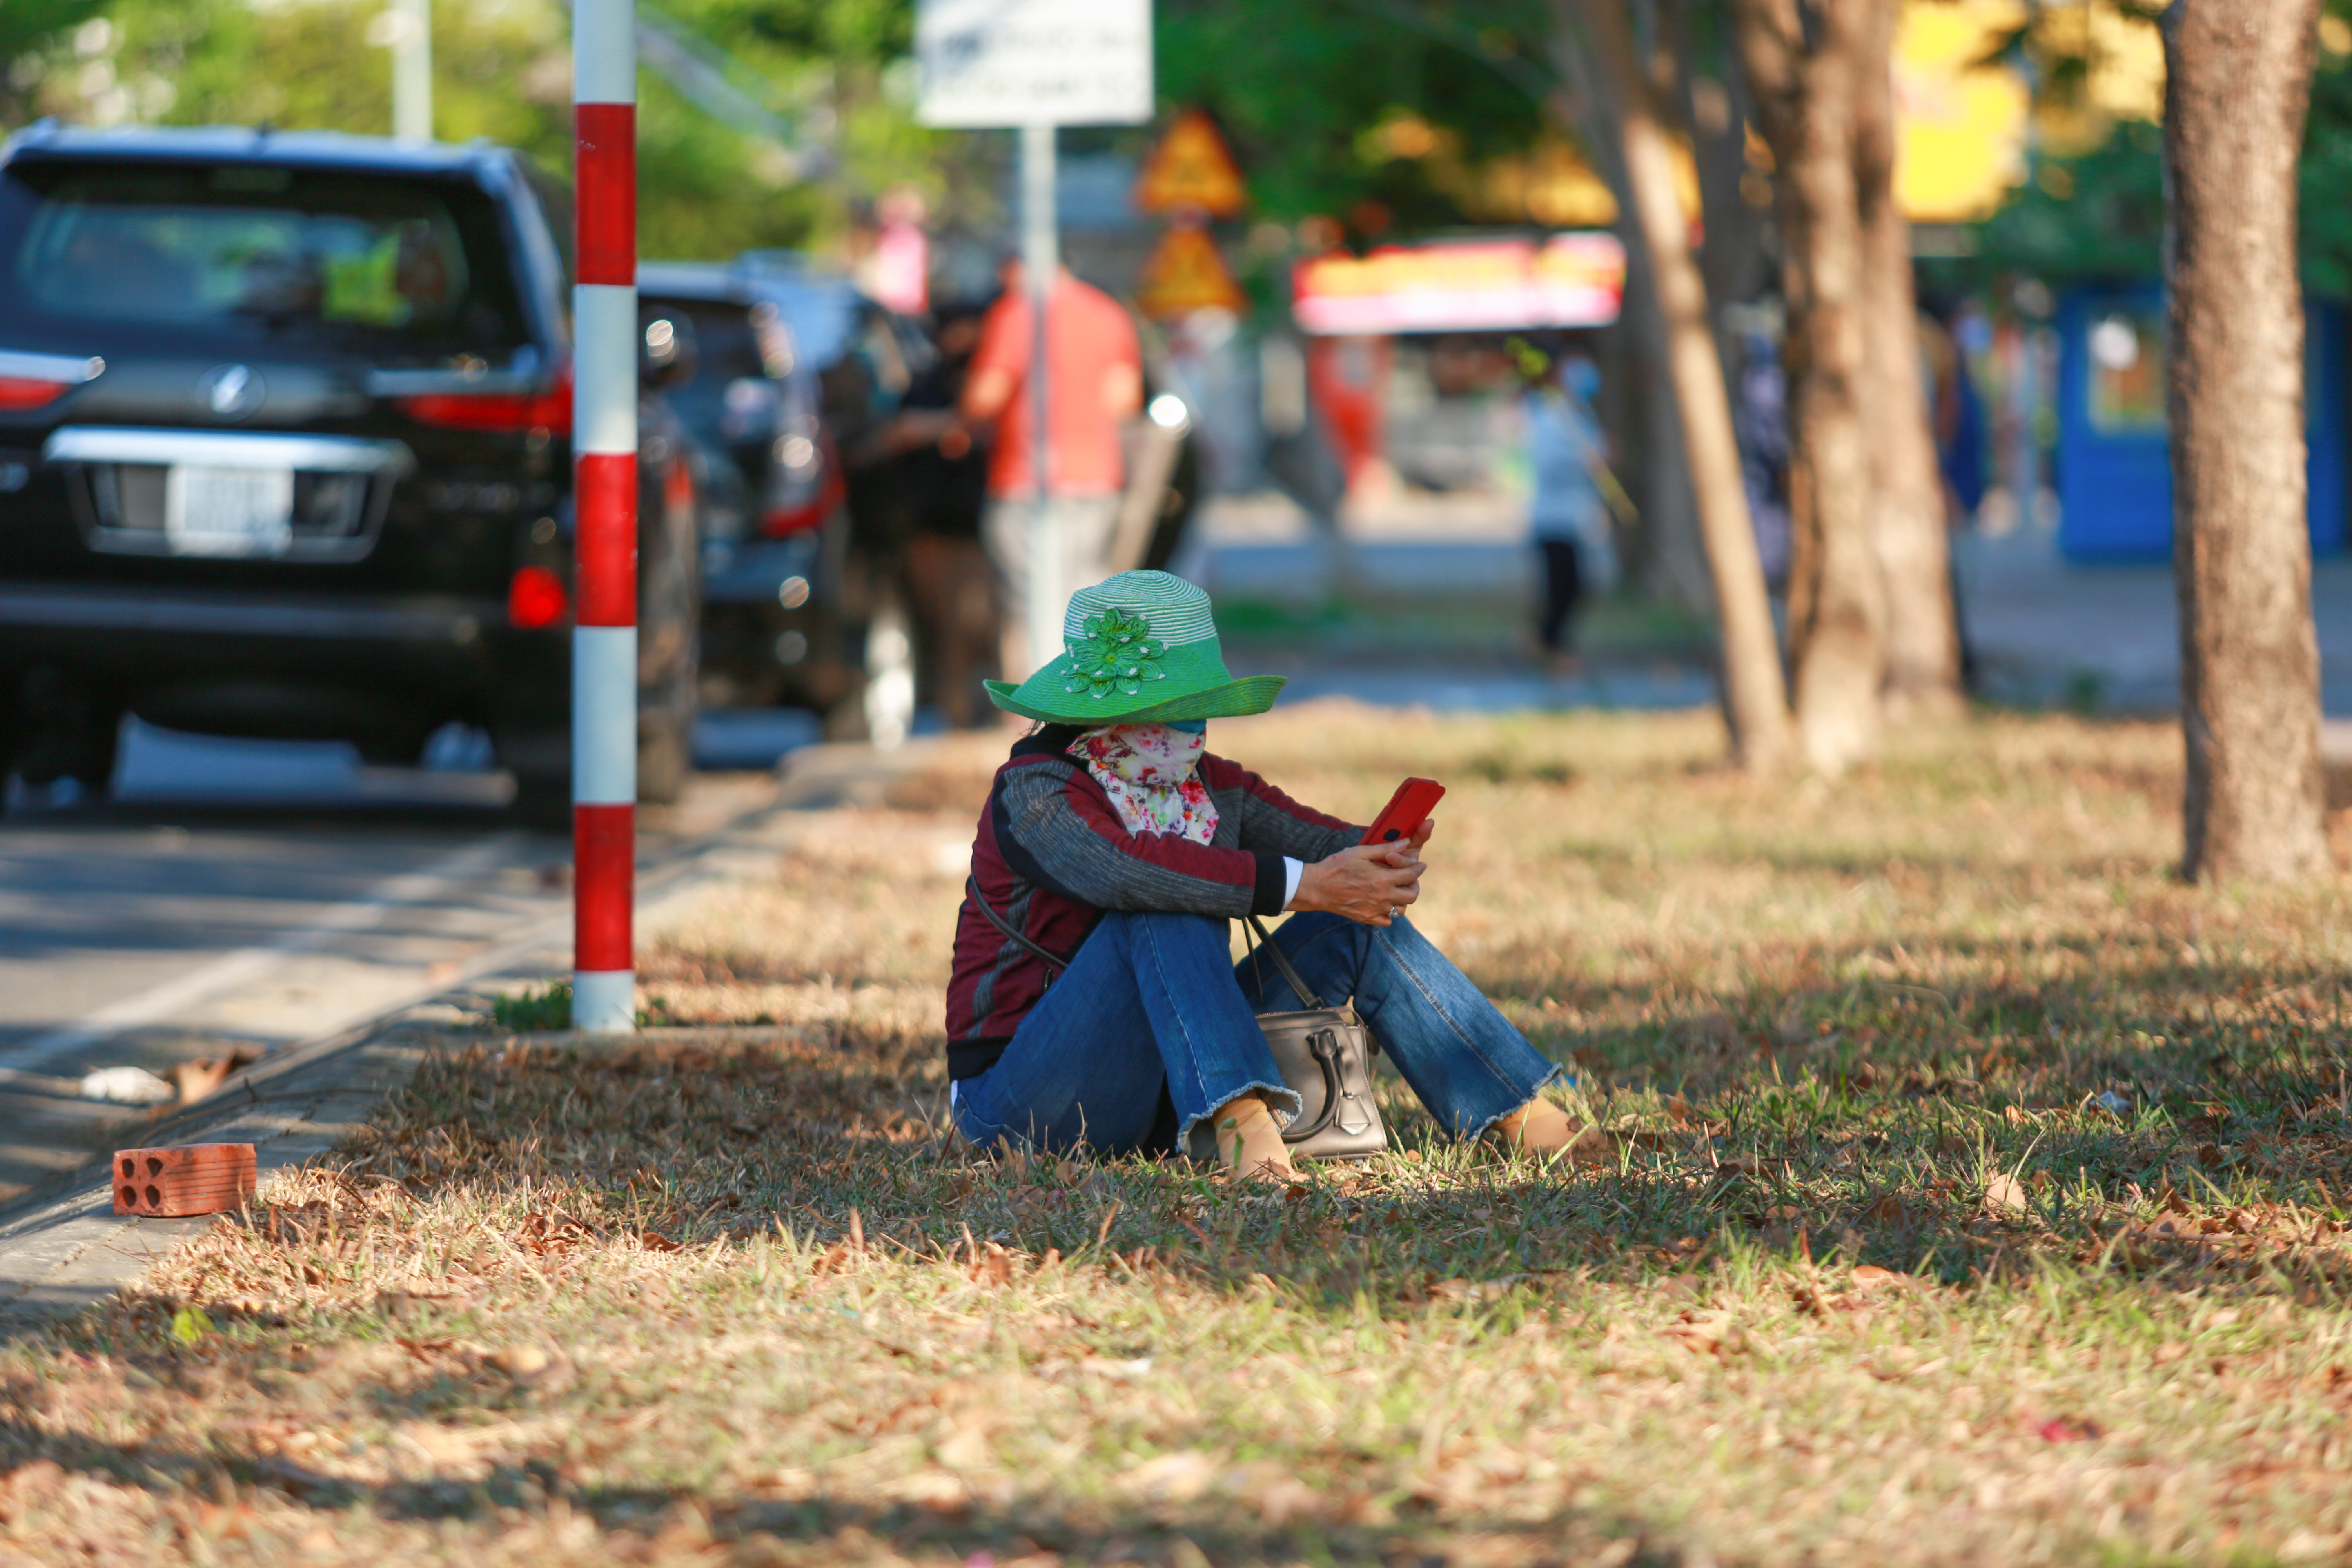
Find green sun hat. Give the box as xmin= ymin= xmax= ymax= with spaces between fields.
xmin=984 ymin=570 xmax=1287 ymax=725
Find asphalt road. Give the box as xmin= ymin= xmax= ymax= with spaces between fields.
xmin=0 ymin=712 xmax=818 ymax=1207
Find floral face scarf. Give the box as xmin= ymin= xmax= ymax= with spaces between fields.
xmin=1067 ymin=722 xmax=1218 ymax=845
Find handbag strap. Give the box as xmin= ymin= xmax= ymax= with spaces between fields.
xmin=1243 ymin=913 xmax=1329 ymax=1011
xmin=1280 ymin=1027 xmax=1349 ymax=1143
xmin=966 ymin=877 xmax=1069 ymax=976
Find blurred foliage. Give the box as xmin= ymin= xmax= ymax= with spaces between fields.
xmin=0 ymin=0 xmax=1616 ymax=262
xmin=0 ymin=0 xmax=103 ymax=125
xmin=0 ymin=0 xmax=959 ymax=264
xmin=0 ymin=0 xmax=103 ymax=73
xmin=1974 ymin=118 xmax=2164 ymax=287
xmin=1156 ymin=0 xmax=1568 ymax=238
xmin=1976 ymin=7 xmax=2352 ymax=298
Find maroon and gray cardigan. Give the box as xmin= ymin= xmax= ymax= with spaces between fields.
xmin=945 ymin=724 xmax=1365 ymax=1081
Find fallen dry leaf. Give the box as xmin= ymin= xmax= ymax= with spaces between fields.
xmin=172 ymin=1047 xmax=262 ymax=1106
xmin=1122 ymin=1450 xmax=1218 ymax=1503
xmin=1849 ymin=1264 xmax=1913 ymax=1292
xmin=1124 ymin=1457 xmax=1223 ymax=1504
xmin=1984 ymin=1173 xmax=2029 ymax=1217
xmin=1661 ymin=1309 xmax=1738 ymax=1357
xmin=1221 ymin=1460 xmax=1320 ymax=1525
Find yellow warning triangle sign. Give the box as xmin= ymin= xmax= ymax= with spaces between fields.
xmin=1134 ymin=109 xmax=1248 ymax=219
xmin=1135 ymin=223 xmax=1248 ymax=320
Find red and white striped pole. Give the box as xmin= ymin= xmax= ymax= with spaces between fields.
xmin=572 ymin=0 xmax=637 ymax=1033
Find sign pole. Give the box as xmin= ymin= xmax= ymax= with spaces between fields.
xmin=390 ymin=0 xmax=432 ymax=143
xmin=1019 ymin=121 xmax=1060 ymax=676
xmin=914 ymin=0 xmax=1151 ymax=670
xmin=572 ymin=0 xmax=638 ymax=1034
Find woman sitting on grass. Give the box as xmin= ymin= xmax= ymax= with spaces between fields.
xmin=946 ymin=570 xmax=1590 ymax=1180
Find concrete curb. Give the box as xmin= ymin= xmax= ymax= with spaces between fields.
xmin=0 ymin=737 xmax=944 ymax=1343
xmin=0 ymin=1017 xmax=439 ymax=1338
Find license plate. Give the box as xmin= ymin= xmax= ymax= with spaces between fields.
xmin=165 ymin=465 xmax=294 ymax=557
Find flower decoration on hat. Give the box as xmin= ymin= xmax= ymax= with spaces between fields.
xmin=1063 ymin=605 xmax=1169 ymax=699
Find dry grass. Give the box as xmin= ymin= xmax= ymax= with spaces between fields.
xmin=10 ymin=703 xmax=2352 ymax=1566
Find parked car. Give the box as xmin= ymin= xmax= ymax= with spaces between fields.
xmin=635 ymin=262 xmax=844 ymax=717
xmin=0 ymin=122 xmax=701 ymax=818
xmin=638 ymin=256 xmax=931 ymax=743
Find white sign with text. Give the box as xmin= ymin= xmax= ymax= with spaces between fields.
xmin=915 ymin=0 xmax=1153 ymax=128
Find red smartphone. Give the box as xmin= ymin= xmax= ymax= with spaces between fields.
xmin=1363 ymin=777 xmax=1446 ymax=849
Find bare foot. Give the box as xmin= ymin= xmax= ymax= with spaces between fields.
xmin=1492 ymin=1096 xmax=1615 ymax=1165
xmin=1207 ymin=1092 xmax=1298 ymax=1181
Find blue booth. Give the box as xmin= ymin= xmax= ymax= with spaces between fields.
xmin=2055 ymin=286 xmax=2347 ymax=561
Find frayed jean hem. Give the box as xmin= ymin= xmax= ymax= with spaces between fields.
xmin=1458 ymin=1060 xmax=1572 ymax=1143
xmin=1176 ymin=1078 xmax=1304 ymax=1158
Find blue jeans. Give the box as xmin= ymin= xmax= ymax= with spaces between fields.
xmin=951 ymin=909 xmax=1565 ymax=1156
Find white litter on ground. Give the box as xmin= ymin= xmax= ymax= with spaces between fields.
xmin=79 ymin=1065 xmax=177 ymax=1104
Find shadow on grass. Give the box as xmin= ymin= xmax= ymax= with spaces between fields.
xmin=299 ymin=1027 xmax=2352 ymax=1302
xmin=11 ymin=1023 xmax=2352 ymax=1564
xmin=0 ymin=1390 xmax=1702 ymax=1567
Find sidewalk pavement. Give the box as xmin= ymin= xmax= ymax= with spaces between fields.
xmin=0 ymin=741 xmax=930 ymax=1342
xmin=1953 ymin=528 xmax=2352 ymax=716
xmin=1182 ymin=494 xmax=2352 ymax=718
xmin=0 ymin=1018 xmax=441 ymax=1335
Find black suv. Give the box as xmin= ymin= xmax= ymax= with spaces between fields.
xmin=0 ymin=123 xmax=699 ymax=814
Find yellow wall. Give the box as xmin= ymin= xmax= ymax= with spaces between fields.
xmin=1435 ymin=0 xmax=2165 ymax=231
xmin=1894 ymin=0 xmax=2031 ymax=223
xmin=1894 ymin=0 xmax=2167 ymax=222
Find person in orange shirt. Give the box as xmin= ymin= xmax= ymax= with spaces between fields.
xmin=955 ymin=259 xmax=1143 ymax=681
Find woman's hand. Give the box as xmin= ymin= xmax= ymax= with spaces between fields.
xmin=1294 ymin=828 xmax=1430 ymax=927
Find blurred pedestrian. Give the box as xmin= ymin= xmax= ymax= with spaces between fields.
xmin=1924 ymin=305 xmax=1987 ymax=527
xmin=899 ymin=301 xmax=999 ymax=727
xmin=1513 ymin=338 xmax=1613 ymax=677
xmin=1733 ymin=329 xmax=1793 ymax=589
xmin=955 ymin=258 xmax=1143 ymax=684
xmin=949 ymin=569 xmax=1594 ymax=1181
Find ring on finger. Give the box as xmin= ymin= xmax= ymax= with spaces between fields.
xmin=1388 ymin=904 xmax=1401 ymax=920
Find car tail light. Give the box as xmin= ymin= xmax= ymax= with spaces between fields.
xmin=662 ymin=452 xmax=696 ymax=514
xmin=508 ymin=565 xmax=569 ymax=629
xmin=760 ymin=469 xmax=844 ymax=538
xmin=0 ymin=351 xmax=102 ymax=410
xmin=400 ymin=366 xmax=573 ymax=435
xmin=760 ymin=501 xmax=824 ymax=537
xmin=0 ymin=376 xmax=74 ymax=410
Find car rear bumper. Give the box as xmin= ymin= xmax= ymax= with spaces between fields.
xmin=0 ymin=583 xmax=502 ymax=646
xmin=0 ymin=582 xmax=564 ymax=729
xmin=700 ymin=532 xmax=822 ymax=603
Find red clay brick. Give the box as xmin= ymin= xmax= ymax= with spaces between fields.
xmin=109 ymin=1144 xmax=258 ymax=1217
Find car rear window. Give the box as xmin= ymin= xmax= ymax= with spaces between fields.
xmin=0 ymin=158 xmax=531 ymax=360
xmin=642 ymin=296 xmax=788 ymax=449
xmin=658 ymin=299 xmax=771 ymax=387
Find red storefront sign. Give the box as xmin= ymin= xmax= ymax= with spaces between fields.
xmin=1293 ymin=232 xmax=1626 ymax=336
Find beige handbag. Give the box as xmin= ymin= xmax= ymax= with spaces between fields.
xmin=1187 ymin=915 xmax=1389 ymax=1164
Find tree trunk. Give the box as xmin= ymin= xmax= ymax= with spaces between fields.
xmin=1678 ymin=21 xmax=1774 ymax=322
xmin=2163 ymin=0 xmax=2328 ymax=883
xmin=1735 ymin=0 xmax=1884 ymax=775
xmin=1852 ymin=0 xmax=1962 ymax=720
xmin=1624 ymin=254 xmax=1715 ymax=617
xmin=1575 ymin=0 xmax=1796 ymax=771
xmin=1546 ymin=16 xmax=1713 ymax=621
